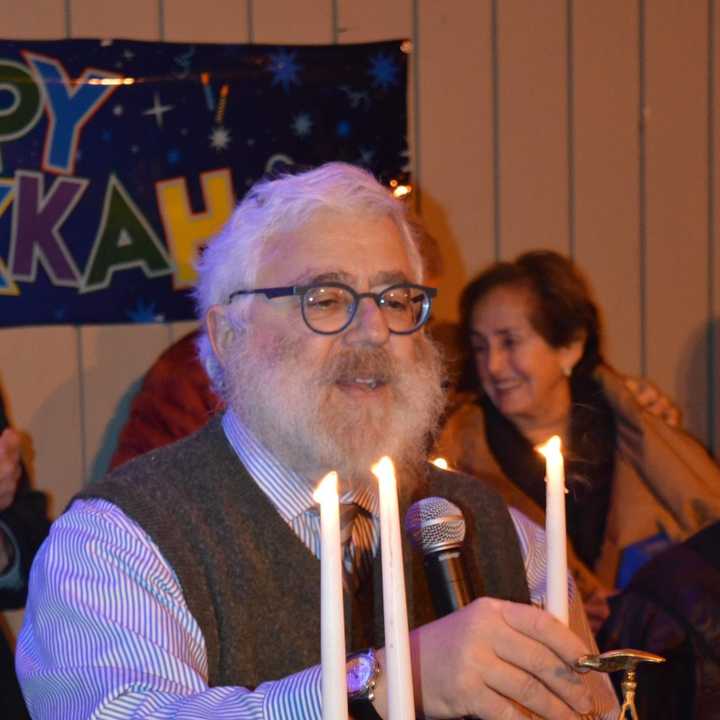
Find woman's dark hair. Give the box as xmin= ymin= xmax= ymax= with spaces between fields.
xmin=456 ymin=250 xmax=603 ymax=392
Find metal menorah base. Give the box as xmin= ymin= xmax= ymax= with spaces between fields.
xmin=576 ymin=649 xmax=666 ymax=720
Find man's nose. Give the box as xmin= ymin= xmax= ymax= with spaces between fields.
xmin=344 ymin=297 xmax=390 ymax=345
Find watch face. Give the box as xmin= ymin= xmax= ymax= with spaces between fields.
xmin=347 ymin=654 xmax=374 ymax=695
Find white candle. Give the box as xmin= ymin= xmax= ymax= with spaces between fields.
xmin=536 ymin=435 xmax=569 ymax=624
xmin=371 ymin=457 xmax=415 ymax=720
xmin=313 ymin=472 xmax=349 ymax=720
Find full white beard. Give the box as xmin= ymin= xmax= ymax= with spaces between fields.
xmin=225 ymin=330 xmax=446 ymax=486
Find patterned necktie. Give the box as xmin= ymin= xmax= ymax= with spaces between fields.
xmin=339 ymin=503 xmax=360 ymax=591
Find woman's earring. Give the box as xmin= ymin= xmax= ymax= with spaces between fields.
xmin=563 ymin=366 xmax=572 ymax=378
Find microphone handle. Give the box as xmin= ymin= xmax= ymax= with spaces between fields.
xmin=424 ymin=548 xmax=473 ymax=617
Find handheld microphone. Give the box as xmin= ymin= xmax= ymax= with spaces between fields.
xmin=404 ymin=497 xmax=474 ymax=617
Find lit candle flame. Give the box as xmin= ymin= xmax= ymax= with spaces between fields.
xmin=313 ymin=471 xmax=338 ymax=504
xmin=536 ymin=434 xmax=562 ymax=459
xmin=431 ymin=457 xmax=449 ymax=470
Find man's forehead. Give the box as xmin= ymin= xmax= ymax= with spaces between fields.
xmin=291 ymin=268 xmax=413 ymax=287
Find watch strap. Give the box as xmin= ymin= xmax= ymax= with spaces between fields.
xmin=348 ymin=697 xmax=383 ymax=720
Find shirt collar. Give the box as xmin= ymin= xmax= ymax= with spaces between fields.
xmin=222 ymin=409 xmax=379 ymax=521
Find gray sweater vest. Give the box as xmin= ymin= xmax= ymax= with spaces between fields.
xmin=78 ymin=417 xmax=529 ymax=688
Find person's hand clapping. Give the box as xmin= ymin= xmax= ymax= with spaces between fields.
xmin=0 ymin=427 xmax=22 ymax=511
xmin=375 ymin=597 xmax=596 ymax=719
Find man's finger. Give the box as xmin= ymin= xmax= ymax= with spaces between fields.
xmin=484 ymin=657 xmax=590 ymax=719
xmin=493 ymin=630 xmax=593 ymax=716
xmin=500 ymin=601 xmax=590 ymax=664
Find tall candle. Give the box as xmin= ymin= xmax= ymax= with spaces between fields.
xmin=536 ymin=435 xmax=569 ymax=625
xmin=371 ymin=457 xmax=415 ymax=720
xmin=313 ymin=472 xmax=349 ymax=720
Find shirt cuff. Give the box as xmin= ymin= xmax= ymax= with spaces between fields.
xmin=262 ymin=663 xmax=323 ymax=719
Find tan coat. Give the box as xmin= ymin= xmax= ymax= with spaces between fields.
xmin=435 ymin=365 xmax=720 ymax=598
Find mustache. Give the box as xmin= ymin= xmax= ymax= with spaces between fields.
xmin=320 ymin=347 xmax=397 ymax=385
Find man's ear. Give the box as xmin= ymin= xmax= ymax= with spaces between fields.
xmin=207 ymin=305 xmax=238 ymax=365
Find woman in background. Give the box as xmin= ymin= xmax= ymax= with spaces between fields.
xmin=435 ymin=250 xmax=720 ymax=628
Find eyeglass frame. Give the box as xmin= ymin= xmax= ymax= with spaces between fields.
xmin=227 ymin=281 xmax=437 ymax=335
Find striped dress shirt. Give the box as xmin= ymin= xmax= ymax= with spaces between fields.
xmin=16 ymin=410 xmax=615 ymax=719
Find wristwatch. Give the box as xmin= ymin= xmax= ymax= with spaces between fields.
xmin=347 ymin=648 xmax=382 ymax=719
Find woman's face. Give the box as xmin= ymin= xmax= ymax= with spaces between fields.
xmin=470 ymin=285 xmax=582 ymax=427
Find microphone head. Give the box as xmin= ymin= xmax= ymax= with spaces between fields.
xmin=404 ymin=497 xmax=466 ymax=554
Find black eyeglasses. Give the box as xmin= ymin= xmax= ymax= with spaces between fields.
xmin=228 ymin=282 xmax=436 ymax=335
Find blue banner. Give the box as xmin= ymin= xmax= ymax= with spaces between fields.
xmin=0 ymin=38 xmax=408 ymax=326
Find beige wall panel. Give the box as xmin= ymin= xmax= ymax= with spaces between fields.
xmin=170 ymin=319 xmax=199 ymax=344
xmin=497 ymin=0 xmax=569 ymax=258
xmin=0 ymin=0 xmax=66 ymax=37
xmin=80 ymin=324 xmax=171 ymax=486
xmin=713 ymin=10 xmax=720 ymax=457
xmin=70 ymin=0 xmax=159 ymax=39
xmin=572 ymin=1 xmax=641 ymax=376
xmin=416 ymin=0 xmax=494 ymax=324
xmin=644 ymin=1 xmax=709 ymax=443
xmin=0 ymin=327 xmax=82 ymax=517
xmin=164 ymin=1 xmax=249 ymax=43
xmin=337 ymin=0 xmax=410 ymax=42
xmin=252 ymin=0 xmax=332 ymax=44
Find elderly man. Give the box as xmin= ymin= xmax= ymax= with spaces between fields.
xmin=17 ymin=163 xmax=616 ymax=719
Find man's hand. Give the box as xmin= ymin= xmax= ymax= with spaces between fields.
xmin=625 ymin=377 xmax=681 ymax=428
xmin=375 ymin=598 xmax=595 ymax=720
xmin=0 ymin=427 xmax=22 ymax=511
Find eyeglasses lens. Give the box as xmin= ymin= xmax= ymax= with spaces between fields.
xmin=302 ymin=285 xmax=430 ymax=334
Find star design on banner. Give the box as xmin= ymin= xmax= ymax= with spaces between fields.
xmin=368 ymin=52 xmax=399 ymax=89
xmin=127 ymin=299 xmax=163 ymax=323
xmin=292 ymin=113 xmax=313 ymax=137
xmin=143 ymin=93 xmax=175 ymax=128
xmin=267 ymin=49 xmax=301 ymax=92
xmin=209 ymin=125 xmax=231 ymax=151
xmin=113 ymin=105 xmax=124 ymax=116
xmin=359 ymin=147 xmax=375 ymax=165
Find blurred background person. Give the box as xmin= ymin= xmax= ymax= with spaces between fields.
xmin=435 ymin=250 xmax=720 ymax=630
xmin=0 ymin=386 xmax=50 ymax=719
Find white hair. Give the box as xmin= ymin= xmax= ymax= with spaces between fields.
xmin=194 ymin=162 xmax=424 ymax=394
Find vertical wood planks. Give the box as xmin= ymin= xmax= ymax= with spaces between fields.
xmin=644 ymin=0 xmax=709 ymax=443
xmin=163 ymin=0 xmax=249 ymax=43
xmin=252 ymin=0 xmax=333 ymax=44
xmin=79 ymin=324 xmax=171 ymax=485
xmin=0 ymin=327 xmax=83 ymax=516
xmin=496 ymin=0 xmax=569 ymax=259
xmin=415 ymin=0 xmax=494 ymax=323
xmin=711 ymin=0 xmax=719 ymax=456
xmin=0 ymin=0 xmax=66 ymax=37
xmin=69 ymin=0 xmax=159 ymax=39
xmin=572 ymin=0 xmax=642 ymax=375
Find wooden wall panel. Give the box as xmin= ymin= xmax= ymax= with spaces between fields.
xmin=0 ymin=0 xmax=66 ymax=36
xmin=416 ymin=0 xmax=493 ymax=323
xmin=712 ymin=2 xmax=719 ymax=457
xmin=337 ymin=0 xmax=410 ymax=43
xmin=0 ymin=327 xmax=82 ymax=516
xmin=163 ymin=0 xmax=249 ymax=43
xmin=80 ymin=324 xmax=171 ymax=485
xmin=252 ymin=0 xmax=332 ymax=44
xmin=644 ymin=0 xmax=709 ymax=443
xmin=70 ymin=0 xmax=159 ymax=39
xmin=572 ymin=0 xmax=642 ymax=375
xmin=497 ymin=0 xmax=569 ymax=259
